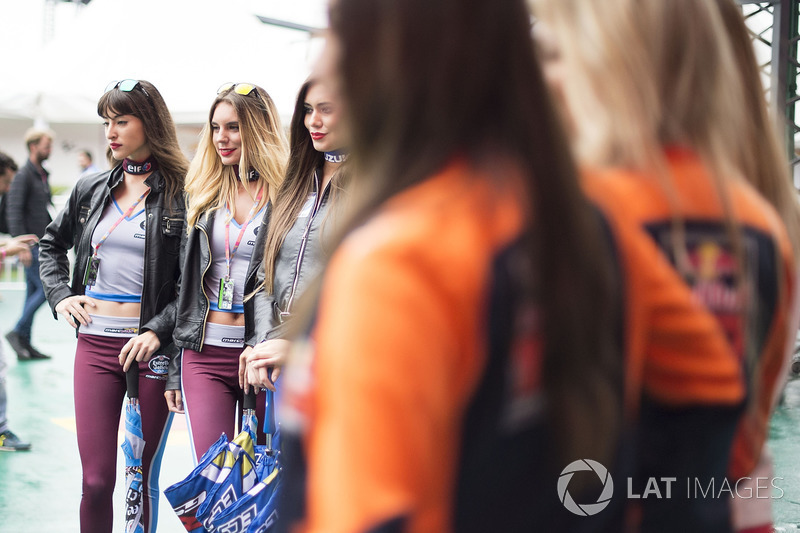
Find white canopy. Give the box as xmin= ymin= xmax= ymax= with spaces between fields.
xmin=0 ymin=0 xmax=324 ymax=125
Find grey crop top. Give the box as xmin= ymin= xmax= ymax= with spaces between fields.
xmin=85 ymin=197 xmax=146 ymax=302
xmin=205 ymin=206 xmax=265 ymax=313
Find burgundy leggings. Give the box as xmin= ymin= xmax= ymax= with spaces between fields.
xmin=181 ymin=345 xmax=266 ymax=462
xmin=74 ymin=334 xmax=172 ymax=533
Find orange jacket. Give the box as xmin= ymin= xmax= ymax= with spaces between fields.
xmin=584 ymin=147 xmax=795 ymax=479
xmin=282 ymin=158 xmax=760 ymax=533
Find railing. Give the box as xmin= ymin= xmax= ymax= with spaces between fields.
xmin=0 ymin=256 xmax=27 ymax=289
xmin=737 ymin=0 xmax=800 ymax=183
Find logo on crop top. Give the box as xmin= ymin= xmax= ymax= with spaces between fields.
xmin=140 ymin=220 xmax=146 ymax=230
xmin=148 ymin=354 xmax=170 ymax=375
xmin=253 ymin=225 xmax=260 ymax=235
xmin=558 ymin=459 xmax=614 ymax=516
xmin=104 ymin=326 xmax=138 ymax=335
xmin=221 ymin=337 xmax=245 ymax=344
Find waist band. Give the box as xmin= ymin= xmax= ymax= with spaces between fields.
xmin=204 ymin=322 xmax=245 ymax=348
xmin=79 ymin=314 xmax=139 ymax=338
xmin=85 ymin=289 xmax=142 ymax=303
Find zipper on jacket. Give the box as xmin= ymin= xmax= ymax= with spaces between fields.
xmin=197 ymin=224 xmax=212 ymax=349
xmin=139 ymin=207 xmax=153 ymax=331
xmin=283 ymin=171 xmax=329 ymax=319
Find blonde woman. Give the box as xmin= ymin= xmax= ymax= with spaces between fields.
xmin=533 ymin=0 xmax=797 ymax=530
xmin=168 ymin=83 xmax=288 ymax=461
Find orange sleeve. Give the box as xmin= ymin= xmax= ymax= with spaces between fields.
xmin=303 ymin=238 xmax=483 ymax=533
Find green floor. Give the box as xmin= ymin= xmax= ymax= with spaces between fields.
xmin=1 ymin=287 xmax=800 ymax=531
xmin=0 ymin=288 xmax=192 ymax=532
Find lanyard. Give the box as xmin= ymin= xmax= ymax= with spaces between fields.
xmin=224 ymin=188 xmax=264 ymax=279
xmin=92 ymin=189 xmax=150 ymax=257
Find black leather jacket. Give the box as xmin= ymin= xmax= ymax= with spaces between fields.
xmin=169 ymin=205 xmax=271 ymax=389
xmin=7 ymin=159 xmax=53 ymax=238
xmin=39 ymin=166 xmax=185 ymax=351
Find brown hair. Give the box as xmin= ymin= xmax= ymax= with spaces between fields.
xmin=327 ymin=0 xmax=621 ymax=464
xmin=97 ymin=80 xmax=188 ymax=209
xmin=259 ymin=79 xmax=350 ymax=293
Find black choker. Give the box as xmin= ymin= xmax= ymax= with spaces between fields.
xmin=123 ymin=157 xmax=158 ymax=175
xmin=234 ymin=165 xmax=260 ymax=182
xmin=324 ymin=151 xmax=347 ymax=164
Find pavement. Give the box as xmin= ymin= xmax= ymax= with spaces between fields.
xmin=1 ymin=285 xmax=800 ymax=531
xmin=0 ymin=288 xmax=193 ymax=532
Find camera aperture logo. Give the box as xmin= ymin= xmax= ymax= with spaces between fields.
xmin=558 ymin=459 xmax=614 ymax=516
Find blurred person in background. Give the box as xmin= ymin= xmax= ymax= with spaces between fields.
xmin=0 ymin=150 xmax=38 ymax=451
xmin=39 ymin=79 xmax=187 ymax=533
xmin=274 ymin=0 xmax=749 ymax=531
xmin=713 ymin=1 xmax=800 ymax=531
xmin=168 ymin=82 xmax=288 ymax=462
xmin=6 ymin=128 xmax=54 ymax=361
xmin=77 ymin=149 xmax=101 ymax=178
xmin=532 ymin=0 xmax=798 ymax=530
xmin=240 ymin=78 xmax=350 ymax=399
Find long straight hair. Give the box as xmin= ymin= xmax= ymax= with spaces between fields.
xmin=532 ymin=0 xmax=749 ymax=280
xmin=533 ymin=0 xmax=778 ymax=418
xmin=97 ymin=80 xmax=188 ymax=210
xmin=716 ymin=0 xmax=800 ymax=259
xmin=327 ymin=0 xmax=621 ymax=464
xmin=260 ymin=79 xmax=350 ymax=293
xmin=184 ymin=85 xmax=288 ymax=228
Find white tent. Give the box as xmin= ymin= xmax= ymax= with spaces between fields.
xmin=0 ymin=0 xmax=324 ymax=186
xmin=0 ymin=0 xmax=322 ymax=125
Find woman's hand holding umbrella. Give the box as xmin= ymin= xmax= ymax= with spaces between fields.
xmin=119 ymin=330 xmax=160 ymax=371
xmin=241 ymin=339 xmax=290 ymax=392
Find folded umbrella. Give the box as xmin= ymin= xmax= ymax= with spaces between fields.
xmin=122 ymin=365 xmax=145 ymax=533
xmin=196 ymin=390 xmax=262 ymax=530
xmin=207 ymin=389 xmax=282 ymax=533
xmin=164 ymin=434 xmax=232 ymax=532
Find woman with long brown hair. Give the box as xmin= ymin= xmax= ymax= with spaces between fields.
xmin=39 ymin=79 xmax=187 ymax=533
xmin=239 ymin=78 xmax=349 ymax=392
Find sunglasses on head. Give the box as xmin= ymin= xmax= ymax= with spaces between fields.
xmin=104 ymin=79 xmax=150 ymax=98
xmin=217 ymin=82 xmax=257 ymax=96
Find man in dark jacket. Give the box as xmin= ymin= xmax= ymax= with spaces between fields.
xmin=5 ymin=129 xmax=54 ymax=361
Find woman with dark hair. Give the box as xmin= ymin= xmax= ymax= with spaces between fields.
xmin=39 ymin=79 xmax=188 ymax=533
xmin=270 ymin=0 xmax=775 ymax=530
xmin=168 ymin=83 xmax=288 ymax=461
xmin=239 ymin=78 xmax=349 ymax=392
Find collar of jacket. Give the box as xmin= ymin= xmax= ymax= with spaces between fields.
xmin=195 ymin=210 xmax=214 ymax=231
xmin=105 ymin=164 xmax=166 ymax=192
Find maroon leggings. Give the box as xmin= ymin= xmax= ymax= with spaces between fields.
xmin=181 ymin=345 xmax=266 ymax=462
xmin=74 ymin=334 xmax=172 ymax=533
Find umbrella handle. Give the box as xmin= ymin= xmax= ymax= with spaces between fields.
xmin=264 ymin=387 xmax=275 ymax=437
xmin=244 ymin=388 xmax=258 ymax=410
xmin=126 ymin=364 xmax=140 ymax=399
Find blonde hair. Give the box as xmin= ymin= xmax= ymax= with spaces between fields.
xmin=532 ymin=0 xmax=752 ymax=272
xmin=715 ymin=0 xmax=800 ymax=261
xmin=185 ymin=85 xmax=289 ymax=229
xmin=535 ymin=0 xmax=749 ymax=174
